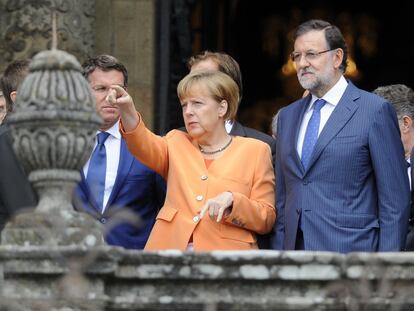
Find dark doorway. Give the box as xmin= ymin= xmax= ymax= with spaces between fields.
xmin=155 ymin=0 xmax=413 ymax=135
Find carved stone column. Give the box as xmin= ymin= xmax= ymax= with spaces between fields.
xmin=1 ymin=49 xmax=103 ymax=247
xmin=0 ymin=0 xmax=95 ymax=73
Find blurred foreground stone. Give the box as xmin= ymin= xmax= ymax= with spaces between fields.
xmin=1 ymin=48 xmax=102 ymax=247
xmin=1 ymin=248 xmax=414 ymax=310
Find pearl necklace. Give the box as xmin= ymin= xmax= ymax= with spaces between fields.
xmin=199 ymin=137 xmax=233 ymax=155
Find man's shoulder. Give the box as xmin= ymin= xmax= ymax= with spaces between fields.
xmin=283 ymin=97 xmax=308 ymax=112
xmin=241 ymin=126 xmax=274 ymax=145
xmin=0 ymin=125 xmax=13 ymax=149
xmin=346 ymin=84 xmax=392 ymax=114
xmin=0 ymin=124 xmax=10 ymax=137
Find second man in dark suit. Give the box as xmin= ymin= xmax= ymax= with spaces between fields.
xmin=373 ymin=84 xmax=414 ymax=251
xmin=186 ymin=51 xmax=276 ymax=249
xmin=187 ymin=51 xmax=275 ymax=161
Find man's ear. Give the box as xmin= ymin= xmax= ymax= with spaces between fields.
xmin=401 ymin=115 xmax=413 ymax=133
xmin=218 ymin=100 xmax=228 ymax=118
xmin=333 ymin=48 xmax=344 ymax=70
xmin=10 ymin=91 xmax=17 ymax=103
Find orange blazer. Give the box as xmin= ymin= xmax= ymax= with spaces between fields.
xmin=120 ymin=117 xmax=276 ymax=251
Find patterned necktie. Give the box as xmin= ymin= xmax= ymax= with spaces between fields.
xmin=86 ymin=131 xmax=110 ymax=211
xmin=301 ymin=99 xmax=326 ymax=170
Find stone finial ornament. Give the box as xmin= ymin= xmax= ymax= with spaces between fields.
xmin=2 ymin=48 xmax=103 ymax=247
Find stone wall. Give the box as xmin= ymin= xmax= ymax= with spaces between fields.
xmin=0 ymin=0 xmax=156 ymax=130
xmin=95 ymin=0 xmax=156 ymax=130
xmin=1 ymin=247 xmax=414 ymax=310
xmin=0 ymin=0 xmax=95 ymax=73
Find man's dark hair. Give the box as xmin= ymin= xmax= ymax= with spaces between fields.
xmin=187 ymin=51 xmax=243 ymax=101
xmin=373 ymin=84 xmax=414 ymax=120
xmin=82 ymin=54 xmax=128 ymax=87
xmin=0 ymin=59 xmax=31 ymax=113
xmin=295 ymin=19 xmax=348 ymax=73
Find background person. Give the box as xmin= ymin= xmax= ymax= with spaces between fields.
xmin=0 ymin=90 xmax=6 ymax=124
xmin=187 ymin=51 xmax=275 ymax=160
xmin=0 ymin=60 xmax=37 ymax=233
xmin=187 ymin=50 xmax=276 ymax=249
xmin=0 ymin=59 xmax=30 ymax=120
xmin=373 ymin=84 xmax=414 ymax=251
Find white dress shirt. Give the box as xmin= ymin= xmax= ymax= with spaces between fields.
xmin=225 ymin=120 xmax=233 ymax=133
xmin=83 ymin=121 xmax=121 ymax=213
xmin=297 ymin=76 xmax=348 ymax=158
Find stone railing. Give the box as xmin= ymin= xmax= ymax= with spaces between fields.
xmin=1 ymin=247 xmax=414 ymax=310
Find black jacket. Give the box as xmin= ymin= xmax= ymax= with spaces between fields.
xmin=0 ymin=125 xmax=37 ymax=232
xmin=229 ymin=121 xmax=276 ymax=164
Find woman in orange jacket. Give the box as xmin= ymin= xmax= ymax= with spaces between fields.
xmin=108 ymin=70 xmax=275 ymax=251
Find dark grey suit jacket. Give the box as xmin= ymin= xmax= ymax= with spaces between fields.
xmin=273 ymin=82 xmax=409 ymax=252
xmin=229 ymin=121 xmax=276 ymax=249
xmin=229 ymin=121 xmax=276 ymax=164
xmin=0 ymin=125 xmax=37 ymax=232
xmin=406 ymin=151 xmax=414 ymax=251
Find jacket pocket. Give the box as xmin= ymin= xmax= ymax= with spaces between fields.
xmin=332 ymin=135 xmax=358 ymax=144
xmin=336 ymin=213 xmax=379 ymax=229
xmin=156 ymin=205 xmax=177 ymax=222
xmin=219 ymin=223 xmax=256 ymax=243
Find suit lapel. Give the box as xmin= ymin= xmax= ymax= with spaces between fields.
xmin=293 ymin=96 xmax=312 ymax=174
xmin=105 ymin=139 xmax=133 ymax=211
xmin=79 ymin=170 xmax=101 ymax=215
xmin=304 ymin=82 xmax=360 ymax=173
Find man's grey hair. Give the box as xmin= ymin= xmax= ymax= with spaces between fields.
xmin=373 ymin=84 xmax=414 ymax=120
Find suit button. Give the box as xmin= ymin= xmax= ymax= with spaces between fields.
xmin=201 ymin=175 xmax=208 ymax=180
xmin=303 ymin=181 xmax=308 ymax=185
xmin=296 ymin=209 xmax=301 ymax=215
xmin=196 ymin=195 xmax=203 ymax=201
xmin=100 ymin=218 xmax=107 ymax=224
xmin=193 ymin=215 xmax=200 ymax=222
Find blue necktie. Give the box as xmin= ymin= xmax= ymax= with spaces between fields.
xmin=87 ymin=132 xmax=110 ymax=211
xmin=301 ymin=99 xmax=326 ymax=170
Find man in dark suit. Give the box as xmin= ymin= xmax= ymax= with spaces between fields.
xmin=0 ymin=126 xmax=37 ymax=232
xmin=73 ymin=55 xmax=166 ymax=249
xmin=373 ymin=84 xmax=414 ymax=251
xmin=186 ymin=51 xmax=275 ymax=249
xmin=0 ymin=59 xmax=37 ymax=232
xmin=187 ymin=51 xmax=275 ymax=160
xmin=0 ymin=90 xmax=6 ymax=124
xmin=272 ymin=19 xmax=410 ymax=253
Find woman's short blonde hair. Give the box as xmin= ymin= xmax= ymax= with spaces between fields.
xmin=177 ymin=71 xmax=239 ymax=121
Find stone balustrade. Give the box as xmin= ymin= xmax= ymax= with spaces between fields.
xmin=1 ymin=247 xmax=414 ymax=310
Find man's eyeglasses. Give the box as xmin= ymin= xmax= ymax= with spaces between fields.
xmin=290 ymin=48 xmax=336 ymax=63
